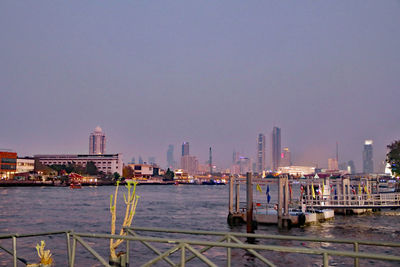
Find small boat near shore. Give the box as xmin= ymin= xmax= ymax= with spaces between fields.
xmin=69 ymin=182 xmax=82 ymax=189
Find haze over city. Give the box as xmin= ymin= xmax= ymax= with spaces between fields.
xmin=1 ymin=1 xmax=399 ymax=171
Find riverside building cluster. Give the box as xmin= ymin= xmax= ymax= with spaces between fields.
xmin=0 ymin=126 xmax=391 ymax=180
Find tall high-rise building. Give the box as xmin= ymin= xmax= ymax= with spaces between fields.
xmin=232 ymin=150 xmax=239 ymax=164
xmin=182 ymin=142 xmax=189 ymax=157
xmin=89 ymin=126 xmax=106 ymax=155
xmin=181 ymin=155 xmax=198 ymax=175
xmin=256 ymin=133 xmax=266 ymax=173
xmin=280 ymin=147 xmax=292 ymax=167
xmin=272 ymin=127 xmax=281 ymax=171
xmin=328 ymin=158 xmax=338 ymax=170
xmin=363 ymin=140 xmax=374 ymax=173
xmin=167 ymin=145 xmax=175 ymax=169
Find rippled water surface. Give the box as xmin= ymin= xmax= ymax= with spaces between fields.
xmin=0 ymin=185 xmax=399 ymax=266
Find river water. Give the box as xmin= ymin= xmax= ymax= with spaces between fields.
xmin=0 ymin=185 xmax=399 ymax=266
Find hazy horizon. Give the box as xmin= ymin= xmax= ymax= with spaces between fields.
xmin=1 ymin=1 xmax=399 ymax=171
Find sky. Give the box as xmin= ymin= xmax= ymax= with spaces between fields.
xmin=1 ymin=1 xmax=399 ymax=171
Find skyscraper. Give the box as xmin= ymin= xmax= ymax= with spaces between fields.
xmin=256 ymin=133 xmax=266 ymax=173
xmin=167 ymin=145 xmax=175 ymax=169
xmin=328 ymin=158 xmax=338 ymax=170
xmin=280 ymin=147 xmax=292 ymax=167
xmin=89 ymin=126 xmax=106 ymax=155
xmin=272 ymin=127 xmax=281 ymax=171
xmin=182 ymin=142 xmax=189 ymax=156
xmin=363 ymin=140 xmax=374 ymax=173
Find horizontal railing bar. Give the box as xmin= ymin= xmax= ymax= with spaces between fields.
xmin=0 ymin=230 xmax=71 ymax=239
xmin=127 ymin=227 xmax=400 ymax=247
xmin=73 ymin=233 xmax=400 ymax=262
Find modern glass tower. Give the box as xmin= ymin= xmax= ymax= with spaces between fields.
xmin=363 ymin=140 xmax=374 ymax=173
xmin=89 ymin=126 xmax=106 ymax=155
xmin=167 ymin=144 xmax=175 ymax=169
xmin=182 ymin=142 xmax=189 ymax=156
xmin=256 ymin=133 xmax=266 ymax=173
xmin=272 ymin=127 xmax=281 ymax=171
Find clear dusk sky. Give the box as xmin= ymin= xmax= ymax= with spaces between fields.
xmin=1 ymin=1 xmax=399 ymax=171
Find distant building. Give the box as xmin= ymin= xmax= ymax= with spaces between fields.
xmin=256 ymin=133 xmax=266 ymax=173
xmin=278 ymin=165 xmax=315 ymax=176
xmin=181 ymin=155 xmax=198 ymax=175
xmin=35 ymin=154 xmax=123 ymax=175
xmin=272 ymin=127 xmax=281 ymax=171
xmin=0 ymin=151 xmax=17 ymax=179
xmin=363 ymin=140 xmax=374 ymax=173
xmin=280 ymin=147 xmax=292 ymax=167
xmin=328 ymin=158 xmax=338 ymax=170
xmin=128 ymin=164 xmax=153 ymax=179
xmin=232 ymin=150 xmax=239 ymax=164
xmin=182 ymin=142 xmax=189 ymax=157
xmin=138 ymin=156 xmax=144 ymax=164
xmin=166 ymin=144 xmax=175 ymax=169
xmin=16 ymin=157 xmax=35 ymax=173
xmin=148 ymin=156 xmax=156 ymax=165
xmin=239 ymin=157 xmax=251 ymax=174
xmin=89 ymin=126 xmax=106 ymax=155
xmin=347 ymin=160 xmax=356 ymax=174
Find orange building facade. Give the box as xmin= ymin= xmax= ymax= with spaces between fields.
xmin=0 ymin=151 xmax=17 ymax=179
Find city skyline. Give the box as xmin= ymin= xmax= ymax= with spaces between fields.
xmin=1 ymin=2 xmax=399 ymax=171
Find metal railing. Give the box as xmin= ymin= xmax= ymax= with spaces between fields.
xmin=1 ymin=227 xmax=399 ymax=267
xmin=302 ymin=193 xmax=400 ymax=208
xmin=0 ymin=230 xmax=72 ymax=267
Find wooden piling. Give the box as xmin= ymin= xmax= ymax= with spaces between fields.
xmin=229 ymin=176 xmax=233 ymax=214
xmin=278 ymin=176 xmax=283 ymax=228
xmin=246 ymin=172 xmax=254 ymax=233
xmin=235 ymin=181 xmax=240 ymax=213
xmin=283 ymin=175 xmax=289 ymax=228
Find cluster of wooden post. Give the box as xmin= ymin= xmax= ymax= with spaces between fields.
xmin=228 ymin=173 xmax=291 ymax=230
xmin=277 ymin=175 xmax=290 ymax=228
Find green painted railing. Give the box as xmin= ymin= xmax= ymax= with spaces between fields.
xmin=0 ymin=227 xmax=399 ymax=267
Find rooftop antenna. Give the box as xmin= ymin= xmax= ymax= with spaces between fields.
xmin=336 ymin=141 xmax=339 ymax=163
xmin=209 ymin=147 xmax=212 ymax=175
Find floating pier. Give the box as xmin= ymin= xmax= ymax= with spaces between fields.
xmin=301 ymin=176 xmax=400 ymax=214
xmin=227 ymin=173 xmax=334 ymax=230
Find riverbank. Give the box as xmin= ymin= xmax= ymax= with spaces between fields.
xmin=0 ymin=180 xmax=227 ymax=187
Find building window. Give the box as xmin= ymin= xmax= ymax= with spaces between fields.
xmin=1 ymin=158 xmax=16 ymax=163
xmin=1 ymin=165 xmax=16 ymax=170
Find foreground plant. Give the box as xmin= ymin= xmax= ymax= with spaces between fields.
xmin=109 ymin=180 xmax=140 ymax=261
xmin=27 ymin=240 xmax=53 ymax=267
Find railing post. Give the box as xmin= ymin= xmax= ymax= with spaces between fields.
xmin=126 ymin=239 xmax=130 ymax=267
xmin=180 ymin=243 xmax=185 ymax=267
xmin=354 ymin=242 xmax=359 ymax=267
xmin=12 ymin=236 xmax=17 ymax=267
xmin=67 ymin=232 xmax=71 ymax=266
xmin=227 ymin=235 xmax=231 ymax=267
xmin=323 ymin=253 xmax=329 ymax=267
xmin=71 ymin=235 xmax=77 ymax=267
